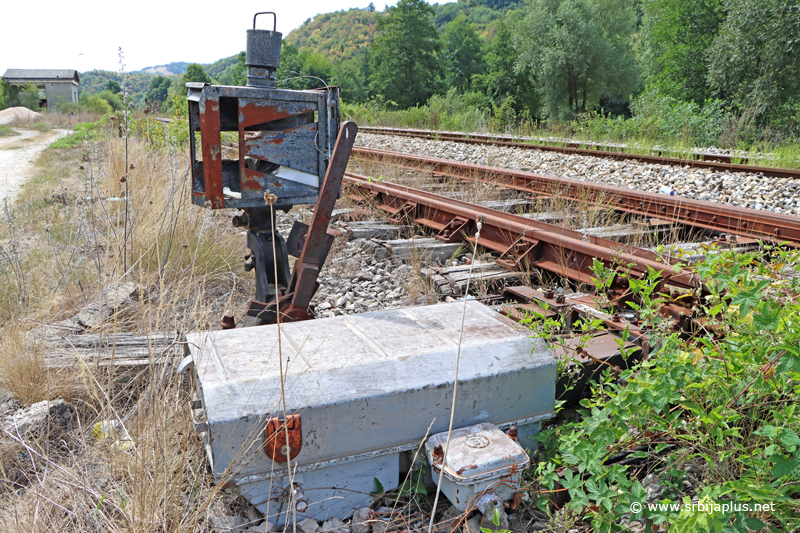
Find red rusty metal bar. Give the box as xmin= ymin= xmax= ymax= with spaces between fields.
xmin=352 ymin=147 xmax=800 ymax=247
xmin=248 ymin=121 xmax=359 ymax=322
xmin=343 ymin=172 xmax=706 ymax=299
xmin=359 ymin=126 xmax=800 ymax=178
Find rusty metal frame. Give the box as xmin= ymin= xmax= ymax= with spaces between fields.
xmin=248 ymin=122 xmax=359 ymax=322
xmin=352 ymin=147 xmax=800 ymax=246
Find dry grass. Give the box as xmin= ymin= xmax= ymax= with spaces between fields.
xmin=0 ymin=124 xmax=261 ymax=531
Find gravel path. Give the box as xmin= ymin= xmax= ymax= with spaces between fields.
xmin=357 ymin=133 xmax=800 ymax=216
xmin=0 ymin=128 xmax=70 ymax=206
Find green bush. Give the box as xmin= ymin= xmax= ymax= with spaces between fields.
xmin=531 ymin=247 xmax=800 ymax=532
xmin=50 ymin=118 xmax=108 ymax=148
xmin=79 ymin=93 xmax=113 ymax=115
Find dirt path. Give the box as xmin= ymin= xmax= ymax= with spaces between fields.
xmin=0 ymin=128 xmax=70 ymax=206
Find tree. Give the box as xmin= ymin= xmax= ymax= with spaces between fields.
xmin=146 ymin=76 xmax=172 ymax=110
xmin=367 ymin=2 xmax=376 ymax=12
xmin=707 ymin=0 xmax=800 ymax=119
xmin=0 ymin=80 xmax=9 ymax=110
xmin=277 ymin=44 xmax=336 ymax=91
xmin=369 ymin=0 xmax=443 ymax=108
xmin=441 ymin=13 xmax=485 ymax=92
xmin=182 ymin=63 xmax=211 ymax=85
xmin=217 ymin=52 xmax=247 ymax=86
xmin=474 ymin=21 xmax=537 ymax=114
xmin=640 ymin=0 xmax=724 ymax=105
xmin=105 ymin=80 xmax=122 ymax=93
xmin=515 ymin=0 xmax=640 ymax=118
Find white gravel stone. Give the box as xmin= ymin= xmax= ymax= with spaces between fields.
xmin=357 ymin=133 xmax=800 ymax=215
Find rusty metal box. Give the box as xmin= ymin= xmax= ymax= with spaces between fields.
xmin=182 ymin=300 xmax=556 ymax=523
xmin=426 ymin=423 xmax=530 ymax=512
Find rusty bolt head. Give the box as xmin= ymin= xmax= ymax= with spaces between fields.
xmin=507 ymin=426 xmax=519 ymax=442
xmin=544 ymin=289 xmax=554 ymax=299
xmin=612 ymin=313 xmax=620 ymax=322
xmin=433 ymin=444 xmax=444 ymax=463
xmin=221 ymin=315 xmax=236 ymax=330
xmin=555 ymin=294 xmax=565 ymax=304
xmin=244 ymin=259 xmax=255 ymax=272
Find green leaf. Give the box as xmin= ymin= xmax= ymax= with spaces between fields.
xmin=373 ymin=477 xmax=384 ymax=494
xmin=745 ymin=518 xmax=767 ymax=530
xmin=770 ymin=454 xmax=800 ymax=480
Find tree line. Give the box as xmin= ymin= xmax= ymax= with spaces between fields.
xmin=280 ymin=0 xmax=800 ymax=141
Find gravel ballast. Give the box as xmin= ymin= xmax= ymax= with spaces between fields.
xmin=356 ymin=133 xmax=800 ymax=216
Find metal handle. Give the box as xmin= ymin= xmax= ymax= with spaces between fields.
xmin=253 ymin=12 xmax=276 ymax=31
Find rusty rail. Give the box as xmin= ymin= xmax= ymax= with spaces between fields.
xmin=352 ymin=147 xmax=800 ymax=247
xmin=343 ymin=172 xmax=709 ymax=314
xmin=360 ymin=126 xmax=800 ymax=179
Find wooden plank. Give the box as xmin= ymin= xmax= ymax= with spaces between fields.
xmin=421 ymin=263 xmax=524 ymax=296
xmin=44 ymin=331 xmax=182 ymax=369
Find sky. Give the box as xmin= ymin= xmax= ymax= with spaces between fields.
xmin=0 ymin=1 xmax=433 ymax=74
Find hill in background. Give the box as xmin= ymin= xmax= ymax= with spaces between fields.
xmin=139 ymin=62 xmax=190 ymax=76
xmin=284 ymin=0 xmax=525 ymax=63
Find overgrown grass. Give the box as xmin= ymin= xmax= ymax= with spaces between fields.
xmin=526 ymin=248 xmax=800 ymax=532
xmin=0 ymin=116 xmax=256 ymax=531
xmin=0 ymin=125 xmax=18 ymax=137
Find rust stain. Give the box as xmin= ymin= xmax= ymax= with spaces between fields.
xmin=456 ymin=464 xmax=479 ymax=476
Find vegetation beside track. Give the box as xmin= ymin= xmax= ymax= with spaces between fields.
xmin=526 ymin=249 xmax=800 ymax=532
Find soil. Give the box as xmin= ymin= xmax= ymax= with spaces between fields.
xmin=0 ymin=128 xmax=69 ymax=205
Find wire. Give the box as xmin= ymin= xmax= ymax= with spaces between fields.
xmin=427 ymin=218 xmax=484 ymax=533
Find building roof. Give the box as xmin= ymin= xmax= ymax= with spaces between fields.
xmin=2 ymin=69 xmax=80 ymax=84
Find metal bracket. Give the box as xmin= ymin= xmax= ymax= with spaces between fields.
xmin=265 ymin=414 xmax=302 ymax=463
xmin=496 ymin=236 xmax=540 ymax=271
xmin=390 ymin=201 xmax=417 ymax=224
xmin=435 ymin=216 xmax=471 ymax=243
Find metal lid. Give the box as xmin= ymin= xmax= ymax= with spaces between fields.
xmin=426 ymin=423 xmax=529 ymax=484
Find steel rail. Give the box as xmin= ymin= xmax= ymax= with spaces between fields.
xmin=359 ymin=126 xmax=800 ymax=180
xmin=352 ymin=147 xmax=800 ymax=247
xmin=342 ymin=172 xmax=705 ymax=299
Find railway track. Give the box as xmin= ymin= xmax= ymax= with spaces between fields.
xmin=360 ymin=126 xmax=800 ymax=180
xmin=334 ymin=138 xmax=800 ymax=388
xmin=351 ymin=147 xmax=800 ymax=247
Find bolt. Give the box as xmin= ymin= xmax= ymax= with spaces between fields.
xmin=718 ymin=234 xmax=727 ymax=242
xmin=433 ymin=444 xmax=444 ymax=464
xmin=507 ymin=426 xmax=519 ymax=443
xmin=612 ymin=312 xmax=620 ymax=322
xmin=244 ymin=259 xmax=255 ymax=272
xmin=555 ymin=294 xmax=565 ymax=304
xmin=221 ymin=315 xmax=236 ymax=330
xmin=544 ymin=289 xmax=554 ymax=299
